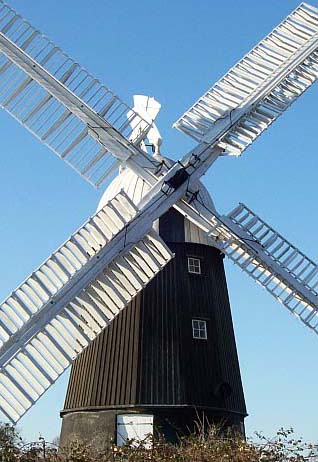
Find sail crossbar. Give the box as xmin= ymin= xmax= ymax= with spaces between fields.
xmin=174 ymin=3 xmax=318 ymax=157
xmin=207 ymin=203 xmax=318 ymax=334
xmin=0 ymin=1 xmax=153 ymax=187
xmin=0 ymin=191 xmax=173 ymax=422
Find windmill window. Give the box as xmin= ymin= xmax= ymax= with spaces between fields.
xmin=188 ymin=257 xmax=201 ymax=274
xmin=192 ymin=319 xmax=207 ymax=340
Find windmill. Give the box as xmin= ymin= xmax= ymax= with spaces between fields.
xmin=0 ymin=0 xmax=317 ymax=447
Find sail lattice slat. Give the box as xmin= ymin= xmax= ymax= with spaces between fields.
xmin=218 ymin=52 xmax=318 ymax=156
xmin=208 ymin=204 xmax=318 ymax=335
xmin=0 ymin=191 xmax=173 ymax=422
xmin=228 ymin=204 xmax=318 ymax=295
xmin=174 ymin=2 xmax=318 ymax=156
xmin=0 ymin=1 xmax=151 ymax=187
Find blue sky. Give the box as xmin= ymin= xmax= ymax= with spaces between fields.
xmin=0 ymin=0 xmax=317 ymax=444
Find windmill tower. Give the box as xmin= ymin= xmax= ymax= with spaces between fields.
xmin=59 ymin=101 xmax=247 ymax=446
xmin=0 ymin=0 xmax=317 ymax=450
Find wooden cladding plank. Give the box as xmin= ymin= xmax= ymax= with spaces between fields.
xmin=62 ymin=242 xmax=246 ymax=416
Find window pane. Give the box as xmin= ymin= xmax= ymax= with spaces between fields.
xmin=188 ymin=257 xmax=201 ymax=274
xmin=192 ymin=319 xmax=207 ymax=339
xmin=192 ymin=320 xmax=199 ymax=329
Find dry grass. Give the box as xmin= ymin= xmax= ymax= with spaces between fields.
xmin=0 ymin=423 xmax=316 ymax=462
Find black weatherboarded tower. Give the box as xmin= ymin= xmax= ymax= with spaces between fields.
xmin=0 ymin=0 xmax=317 ymax=439
xmin=60 ymin=168 xmax=247 ymax=448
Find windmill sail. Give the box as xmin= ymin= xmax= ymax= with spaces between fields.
xmin=0 ymin=0 xmax=318 ymax=427
xmin=174 ymin=3 xmax=318 ymax=156
xmin=0 ymin=191 xmax=173 ymax=423
xmin=206 ymin=203 xmax=318 ymax=334
xmin=0 ymin=1 xmax=155 ymax=187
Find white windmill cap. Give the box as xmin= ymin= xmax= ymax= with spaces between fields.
xmin=97 ymin=165 xmax=215 ymax=212
xmin=97 ymin=165 xmax=216 ymax=247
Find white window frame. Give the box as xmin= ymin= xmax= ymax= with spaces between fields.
xmin=187 ymin=257 xmax=201 ymax=274
xmin=192 ymin=319 xmax=207 ymax=340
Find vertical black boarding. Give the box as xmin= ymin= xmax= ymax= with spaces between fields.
xmin=60 ymin=208 xmax=247 ymax=447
